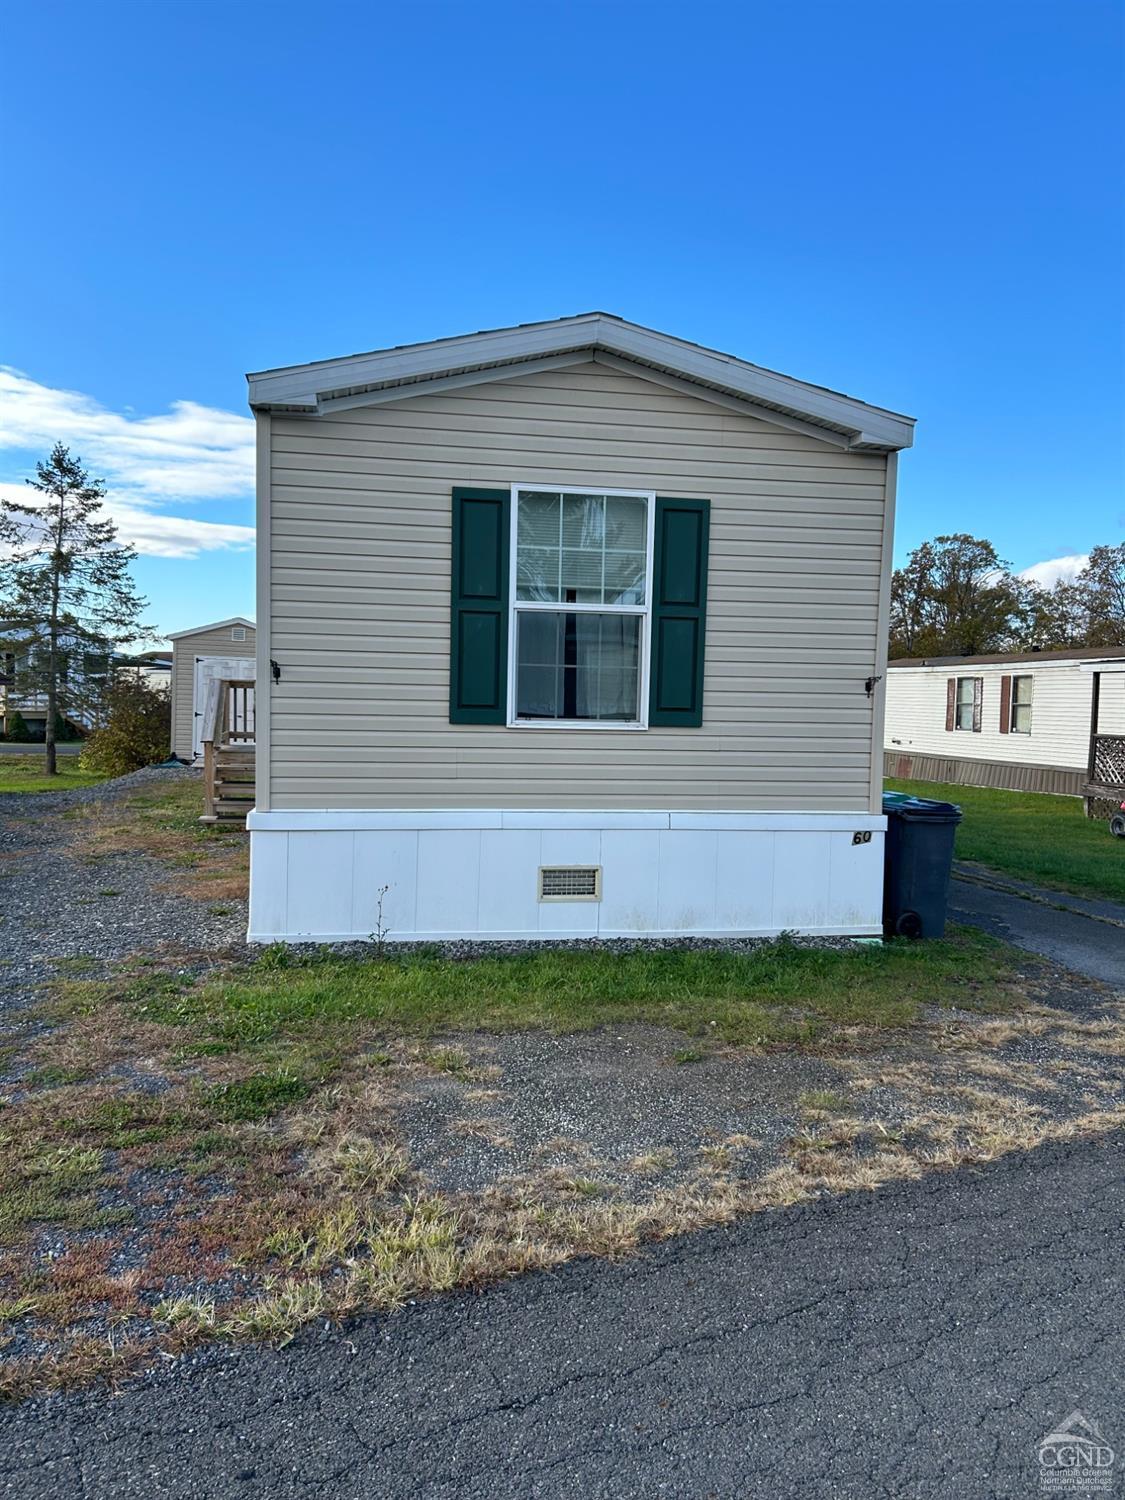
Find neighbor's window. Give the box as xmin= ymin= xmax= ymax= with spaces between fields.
xmin=1010 ymin=674 xmax=1033 ymax=734
xmin=955 ymin=676 xmax=978 ymax=731
xmin=512 ymin=487 xmax=652 ymax=725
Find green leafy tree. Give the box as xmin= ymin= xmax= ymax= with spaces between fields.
xmin=0 ymin=445 xmax=148 ymax=775
xmin=1023 ymin=579 xmax=1089 ymax=650
xmin=889 ymin=534 xmax=1027 ymax=657
xmin=79 ymin=676 xmax=171 ymax=779
xmin=1076 ymin=543 xmax=1125 ymax=646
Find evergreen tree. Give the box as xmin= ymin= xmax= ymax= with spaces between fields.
xmin=0 ymin=445 xmax=147 ymax=775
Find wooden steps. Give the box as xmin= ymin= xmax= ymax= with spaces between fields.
xmin=199 ymin=679 xmax=257 ymax=827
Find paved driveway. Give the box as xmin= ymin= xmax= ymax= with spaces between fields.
xmin=3 ymin=1133 xmax=1121 ymax=1500
xmin=951 ymin=868 xmax=1125 ymax=987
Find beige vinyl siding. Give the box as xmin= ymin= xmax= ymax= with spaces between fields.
xmin=170 ymin=625 xmax=256 ymax=759
xmin=267 ymin=361 xmax=889 ymax=810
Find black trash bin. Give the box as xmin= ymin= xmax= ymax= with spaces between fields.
xmin=882 ymin=791 xmax=963 ymax=938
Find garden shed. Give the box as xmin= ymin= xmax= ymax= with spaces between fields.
xmin=167 ymin=617 xmax=256 ymax=761
xmin=245 ymin=314 xmax=914 ymax=942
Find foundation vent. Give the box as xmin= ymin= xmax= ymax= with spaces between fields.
xmin=539 ymin=866 xmax=601 ymax=902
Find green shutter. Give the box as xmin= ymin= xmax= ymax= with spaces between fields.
xmin=450 ymin=487 xmax=510 ymax=724
xmin=649 ymin=497 xmax=710 ymax=728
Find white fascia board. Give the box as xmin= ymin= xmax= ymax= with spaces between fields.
xmin=167 ymin=616 xmax=256 ymax=641
xmin=247 ymin=314 xmax=915 ymax=452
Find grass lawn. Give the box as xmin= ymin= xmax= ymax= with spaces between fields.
xmin=886 ymin=777 xmax=1125 ymax=905
xmin=0 ymin=926 xmax=1038 ymax=1396
xmin=0 ymin=754 xmax=106 ymax=793
xmin=149 ymin=926 xmax=1023 ymax=1052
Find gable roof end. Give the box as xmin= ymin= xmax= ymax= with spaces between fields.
xmin=246 ymin=314 xmax=915 ymax=452
xmin=166 ymin=617 xmax=256 ymax=641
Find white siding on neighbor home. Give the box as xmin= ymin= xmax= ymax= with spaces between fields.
xmin=266 ymin=361 xmax=890 ymax=812
xmin=170 ymin=625 xmax=256 ymax=759
xmin=884 ymin=662 xmax=1125 ymax=771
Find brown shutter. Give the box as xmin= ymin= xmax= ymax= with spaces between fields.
xmin=999 ymin=674 xmax=1011 ymax=733
xmin=945 ymin=678 xmax=956 ymax=731
xmin=972 ymin=677 xmax=983 ymax=732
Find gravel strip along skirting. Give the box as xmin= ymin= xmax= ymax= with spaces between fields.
xmin=281 ymin=933 xmax=866 ymax=964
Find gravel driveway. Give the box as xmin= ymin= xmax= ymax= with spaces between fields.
xmin=0 ymin=766 xmax=248 ymax=1022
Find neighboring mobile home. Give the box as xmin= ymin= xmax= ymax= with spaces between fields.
xmin=0 ymin=623 xmax=112 ymax=739
xmin=884 ymin=647 xmax=1125 ymax=798
xmin=245 ymin=314 xmax=915 ymax=943
xmin=167 ymin=618 xmax=256 ymax=761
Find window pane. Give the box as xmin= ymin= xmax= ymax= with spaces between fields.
xmin=516 ymin=547 xmax=560 ymax=602
xmin=1013 ymin=675 xmax=1033 ymax=706
xmin=603 ymin=550 xmax=647 ymax=604
xmin=1012 ymin=703 xmax=1032 ymax=733
xmin=957 ymin=677 xmax=975 ymax=705
xmin=515 ymin=489 xmax=648 ymax=606
xmin=561 ymin=493 xmax=604 ymax=549
xmin=516 ymin=494 xmax=561 ymax=601
xmin=560 ymin=547 xmax=605 ymax=603
xmin=605 ymin=496 xmax=647 ymax=551
xmin=516 ymin=611 xmax=641 ymax=721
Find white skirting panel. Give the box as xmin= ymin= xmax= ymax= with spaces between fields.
xmin=247 ymin=809 xmax=887 ymax=943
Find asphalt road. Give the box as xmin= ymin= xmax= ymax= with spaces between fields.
xmin=3 ymin=1133 xmax=1122 ymax=1500
xmin=0 ymin=743 xmax=83 ymax=756
xmin=950 ymin=874 xmax=1125 ymax=987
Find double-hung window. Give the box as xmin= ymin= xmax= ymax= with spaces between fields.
xmin=1010 ymin=674 xmax=1033 ymax=734
xmin=509 ymin=486 xmax=654 ymax=727
xmin=955 ymin=676 xmax=978 ymax=731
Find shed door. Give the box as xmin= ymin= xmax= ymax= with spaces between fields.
xmin=193 ymin=657 xmax=255 ymax=757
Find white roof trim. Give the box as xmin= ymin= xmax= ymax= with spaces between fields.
xmin=247 ymin=314 xmax=915 ymax=452
xmin=167 ymin=616 xmax=255 ymax=641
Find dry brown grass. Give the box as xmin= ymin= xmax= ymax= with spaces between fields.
xmin=70 ymin=780 xmax=249 ymax=903
xmin=2 ymin=921 xmax=1123 ymax=1401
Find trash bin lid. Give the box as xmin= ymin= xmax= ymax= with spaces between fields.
xmin=882 ymin=790 xmax=964 ymax=824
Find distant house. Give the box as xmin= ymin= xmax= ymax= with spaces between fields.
xmin=244 ymin=313 xmax=915 ymax=943
xmin=117 ymin=650 xmax=173 ymax=694
xmin=0 ymin=623 xmax=113 ymax=739
xmin=884 ymin=646 xmax=1125 ymax=802
xmin=167 ymin=618 xmax=255 ymax=760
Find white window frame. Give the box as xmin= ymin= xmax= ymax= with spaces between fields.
xmin=954 ymin=676 xmax=978 ymax=732
xmin=1010 ymin=674 xmax=1033 ymax=735
xmin=506 ymin=483 xmax=656 ymax=731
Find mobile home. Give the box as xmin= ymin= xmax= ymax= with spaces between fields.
xmin=245 ymin=315 xmax=914 ymax=942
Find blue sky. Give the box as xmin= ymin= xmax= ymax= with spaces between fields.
xmin=1 ymin=0 xmax=1122 ymax=642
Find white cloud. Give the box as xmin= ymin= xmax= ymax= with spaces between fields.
xmin=0 ymin=368 xmax=256 ymax=557
xmin=1019 ymin=553 xmax=1089 ymax=589
xmin=0 ymin=482 xmax=254 ymax=560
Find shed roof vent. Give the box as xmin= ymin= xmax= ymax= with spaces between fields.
xmin=539 ymin=866 xmax=601 ymax=902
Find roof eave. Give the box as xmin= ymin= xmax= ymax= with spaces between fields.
xmin=247 ymin=314 xmax=915 ymax=452
xmin=166 ymin=616 xmax=256 ymax=641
